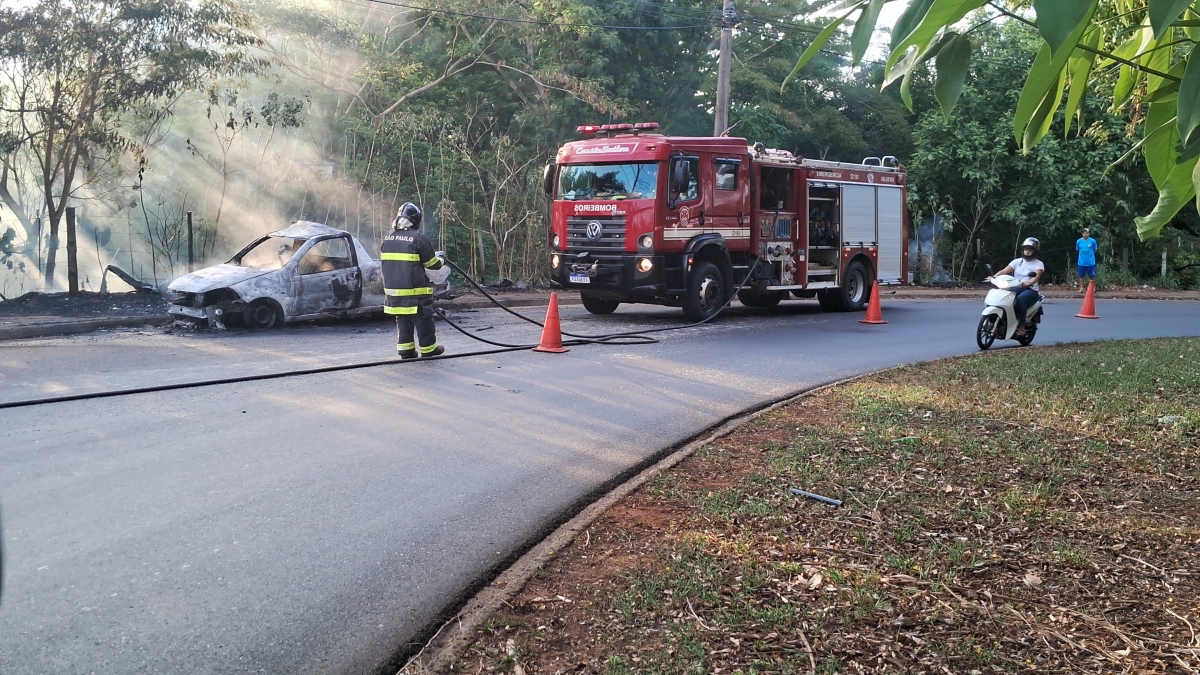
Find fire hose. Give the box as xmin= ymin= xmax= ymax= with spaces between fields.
xmin=434 ymin=257 xmax=763 ymax=349
xmin=0 ymin=258 xmax=763 ymax=410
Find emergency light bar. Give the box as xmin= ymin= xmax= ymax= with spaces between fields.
xmin=575 ymin=122 xmax=660 ymax=137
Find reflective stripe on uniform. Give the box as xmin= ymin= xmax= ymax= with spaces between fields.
xmin=384 ymin=287 xmax=433 ymax=297
xmin=423 ymin=257 xmax=443 ymax=268
xmin=397 ymin=342 xmax=416 ymax=350
xmin=384 ymin=306 xmax=418 ymax=315
xmin=419 ymin=342 xmax=440 ymax=354
xmin=381 ymin=252 xmax=421 ymax=261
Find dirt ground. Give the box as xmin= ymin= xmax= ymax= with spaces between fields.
xmin=0 ymin=290 xmax=168 ymax=317
xmin=454 ymin=338 xmax=1200 ymax=674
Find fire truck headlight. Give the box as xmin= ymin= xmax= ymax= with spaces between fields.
xmin=552 ymin=254 xmax=561 ymax=269
xmin=638 ymin=234 xmax=653 ymax=250
xmin=636 ymin=257 xmax=654 ymax=273
xmin=552 ymin=233 xmax=561 ymax=249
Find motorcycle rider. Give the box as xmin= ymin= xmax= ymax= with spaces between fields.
xmin=989 ymin=237 xmax=1044 ymax=335
xmin=381 ymin=202 xmax=445 ymax=359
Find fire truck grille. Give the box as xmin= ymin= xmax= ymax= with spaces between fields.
xmin=567 ymin=216 xmax=626 ymax=252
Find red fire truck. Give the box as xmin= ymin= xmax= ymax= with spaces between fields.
xmin=543 ymin=122 xmax=908 ymax=321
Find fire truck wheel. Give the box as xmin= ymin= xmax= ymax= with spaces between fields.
xmin=682 ymin=261 xmax=725 ymax=322
xmin=737 ymin=289 xmax=784 ymax=308
xmin=818 ymin=260 xmax=871 ymax=312
xmin=580 ymin=293 xmax=620 ymax=315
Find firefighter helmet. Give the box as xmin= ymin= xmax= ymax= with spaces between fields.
xmin=394 ymin=202 xmax=422 ymax=230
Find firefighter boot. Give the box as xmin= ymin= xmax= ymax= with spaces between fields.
xmin=420 ymin=344 xmax=445 ymax=358
xmin=398 ymin=348 xmax=419 ymax=359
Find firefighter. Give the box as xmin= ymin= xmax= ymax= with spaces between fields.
xmin=381 ymin=202 xmax=445 ymax=359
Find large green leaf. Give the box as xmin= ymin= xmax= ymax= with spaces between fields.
xmin=1134 ymin=155 xmax=1198 ymax=240
xmin=850 ymin=0 xmax=886 ymax=66
xmin=1113 ymin=64 xmax=1143 ymax=109
xmin=1146 ymin=99 xmax=1182 ymax=189
xmin=885 ymin=0 xmax=984 ymax=76
xmin=1013 ymin=1 xmax=1096 ymax=149
xmin=1063 ymin=27 xmax=1101 ymax=137
xmin=1033 ymin=0 xmax=1095 ymax=56
xmin=884 ymin=30 xmax=956 ymax=89
xmin=1177 ymin=49 xmax=1200 ymax=148
xmin=1023 ymin=69 xmax=1066 ymax=153
xmin=781 ymin=4 xmax=860 ymax=92
xmin=890 ymin=0 xmax=938 ymax=51
xmin=1149 ymin=0 xmax=1195 ymax=38
xmin=934 ymin=33 xmax=971 ymax=120
xmin=1105 ymin=112 xmax=1175 ymax=175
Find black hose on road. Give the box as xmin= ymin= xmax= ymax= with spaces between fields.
xmin=0 ymin=258 xmax=763 ymax=409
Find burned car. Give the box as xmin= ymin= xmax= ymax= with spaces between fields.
xmin=168 ymin=221 xmax=449 ymax=329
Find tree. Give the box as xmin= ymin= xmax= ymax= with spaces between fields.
xmin=0 ymin=0 xmax=259 ymax=288
xmin=789 ymin=0 xmax=1200 ymax=241
xmin=905 ymin=22 xmax=1145 ymax=280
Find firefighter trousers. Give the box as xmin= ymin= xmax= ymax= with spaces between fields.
xmin=395 ymin=304 xmax=438 ymax=355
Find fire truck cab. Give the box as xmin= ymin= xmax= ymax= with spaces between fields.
xmin=545 ymin=124 xmax=907 ymax=321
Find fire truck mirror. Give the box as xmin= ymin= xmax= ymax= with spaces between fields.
xmin=668 ymin=159 xmax=687 ymax=208
xmin=542 ymin=163 xmax=556 ymax=199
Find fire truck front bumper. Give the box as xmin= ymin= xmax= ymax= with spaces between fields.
xmin=550 ymin=253 xmax=666 ymax=296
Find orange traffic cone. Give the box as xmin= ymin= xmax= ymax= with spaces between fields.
xmin=860 ymin=280 xmax=887 ymax=324
xmin=532 ymin=292 xmax=570 ymax=353
xmin=1076 ymin=279 xmax=1099 ymax=319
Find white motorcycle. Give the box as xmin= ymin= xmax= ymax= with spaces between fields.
xmin=977 ymin=273 xmax=1043 ymax=350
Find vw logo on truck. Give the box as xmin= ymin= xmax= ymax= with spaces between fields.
xmin=586 ymin=221 xmax=603 ymax=241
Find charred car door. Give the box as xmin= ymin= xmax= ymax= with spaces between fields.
xmin=292 ymin=235 xmax=362 ymax=316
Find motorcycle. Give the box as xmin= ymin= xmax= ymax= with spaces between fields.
xmin=977 ymin=271 xmax=1043 ymax=350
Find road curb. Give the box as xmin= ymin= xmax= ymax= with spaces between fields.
xmin=0 ymin=315 xmax=172 ymax=341
xmin=397 ymin=373 xmax=874 ymax=675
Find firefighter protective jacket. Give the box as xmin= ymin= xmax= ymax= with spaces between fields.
xmin=380 ymin=227 xmax=443 ymax=315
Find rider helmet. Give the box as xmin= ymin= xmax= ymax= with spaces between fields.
xmin=1021 ymin=237 xmax=1040 ymax=258
xmin=394 ymin=202 xmax=422 ymax=230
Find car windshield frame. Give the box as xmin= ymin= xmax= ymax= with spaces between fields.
xmin=557 ymin=161 xmax=659 ymax=201
xmin=230 ymin=235 xmax=308 ymax=270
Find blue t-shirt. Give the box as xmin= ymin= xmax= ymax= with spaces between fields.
xmin=1076 ymin=237 xmax=1098 ymax=266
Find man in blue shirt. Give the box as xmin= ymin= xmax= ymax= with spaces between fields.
xmin=1076 ymin=227 xmax=1098 ymax=292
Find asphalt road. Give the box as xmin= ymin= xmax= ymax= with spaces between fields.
xmin=2 ymin=297 xmax=1198 ymax=674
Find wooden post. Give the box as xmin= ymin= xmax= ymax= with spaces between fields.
xmin=1162 ymin=248 xmax=1168 ymax=280
xmin=66 ymin=207 xmax=79 ymax=295
xmin=1121 ymin=247 xmax=1129 ymax=272
xmin=187 ymin=211 xmax=194 ymax=272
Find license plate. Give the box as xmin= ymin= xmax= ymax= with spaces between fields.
xmin=569 ymin=273 xmax=590 ymax=284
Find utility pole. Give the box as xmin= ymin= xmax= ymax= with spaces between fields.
xmin=713 ymin=0 xmax=736 ymax=136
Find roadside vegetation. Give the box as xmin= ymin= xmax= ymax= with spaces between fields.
xmin=3 ymin=2 xmax=1200 ymax=296
xmin=457 ymin=338 xmax=1200 ymax=674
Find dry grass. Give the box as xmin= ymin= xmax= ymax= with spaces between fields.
xmin=456 ymin=338 xmax=1200 ymax=674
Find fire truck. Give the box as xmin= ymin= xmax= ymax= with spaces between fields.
xmin=543 ymin=123 xmax=908 ymax=321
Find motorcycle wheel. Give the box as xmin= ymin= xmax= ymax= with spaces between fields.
xmin=976 ymin=314 xmax=997 ymax=350
xmin=1017 ymin=325 xmax=1037 ymax=346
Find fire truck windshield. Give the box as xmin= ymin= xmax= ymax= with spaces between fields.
xmin=557 ymin=162 xmax=659 ymax=200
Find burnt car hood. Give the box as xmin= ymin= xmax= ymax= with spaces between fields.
xmin=168 ymin=265 xmax=274 ymax=294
